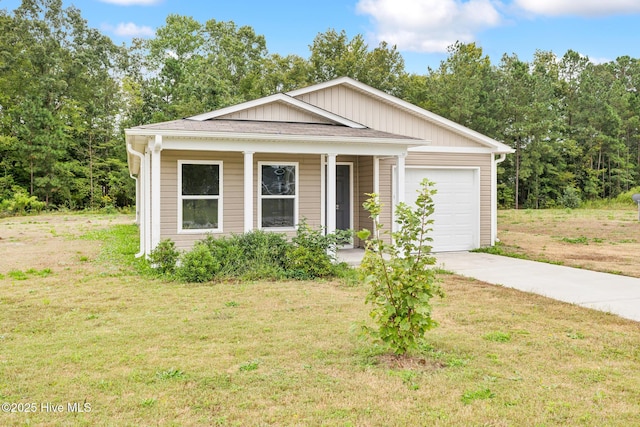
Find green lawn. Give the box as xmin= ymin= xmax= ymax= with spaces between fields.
xmin=1 ymin=216 xmax=639 ymax=426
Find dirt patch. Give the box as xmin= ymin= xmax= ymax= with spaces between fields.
xmin=378 ymin=353 xmax=447 ymax=371
xmin=0 ymin=213 xmax=134 ymax=273
xmin=497 ymin=209 xmax=640 ymax=277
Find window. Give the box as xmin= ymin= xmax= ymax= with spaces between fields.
xmin=178 ymin=161 xmax=222 ymax=232
xmin=259 ymin=163 xmax=297 ymax=229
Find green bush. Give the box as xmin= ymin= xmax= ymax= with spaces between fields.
xmin=0 ymin=188 xmax=46 ymax=216
xmin=615 ymin=187 xmax=640 ymax=205
xmin=148 ymin=239 xmax=180 ymax=274
xmin=285 ymin=219 xmax=352 ymax=279
xmin=285 ymin=245 xmax=334 ymax=279
xmin=176 ymin=242 xmax=220 ymax=283
xmin=232 ymin=230 xmax=289 ymax=280
xmin=152 ymin=224 xmax=354 ymax=283
xmin=560 ymin=186 xmax=582 ymax=209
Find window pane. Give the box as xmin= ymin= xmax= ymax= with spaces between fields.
xmin=182 ymin=164 xmax=219 ymax=195
xmin=261 ymin=165 xmax=295 ymax=195
xmin=261 ymin=198 xmax=294 ymax=228
xmin=182 ymin=199 xmax=218 ymax=229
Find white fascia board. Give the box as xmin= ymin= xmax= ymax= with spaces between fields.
xmin=160 ymin=136 xmax=414 ymax=157
xmin=126 ymin=127 xmax=424 ymax=146
xmin=188 ymin=93 xmax=367 ymax=129
xmin=288 ymin=76 xmax=514 ymax=153
xmin=409 ymin=145 xmax=505 ymax=154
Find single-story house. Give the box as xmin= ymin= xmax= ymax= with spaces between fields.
xmin=126 ymin=77 xmax=513 ymax=257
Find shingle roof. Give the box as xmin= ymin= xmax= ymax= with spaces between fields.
xmin=130 ymin=119 xmax=419 ymax=141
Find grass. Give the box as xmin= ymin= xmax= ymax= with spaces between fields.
xmin=1 ymin=214 xmax=640 ymax=425
xmin=486 ymin=207 xmax=640 ymax=277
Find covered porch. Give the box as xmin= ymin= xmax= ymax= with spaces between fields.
xmin=126 ymin=122 xmax=427 ymax=257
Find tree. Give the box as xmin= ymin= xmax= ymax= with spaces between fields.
xmin=308 ymin=29 xmax=407 ymax=94
xmin=357 ymin=179 xmax=443 ymax=355
xmin=418 ymin=42 xmax=500 ymax=137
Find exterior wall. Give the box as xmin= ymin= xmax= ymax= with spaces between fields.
xmin=160 ymin=150 xmax=322 ymax=251
xmin=160 ymin=150 xmax=243 ymax=250
xmin=219 ymin=101 xmax=333 ymax=124
xmin=295 ymin=85 xmax=483 ymax=148
xmin=378 ymin=152 xmax=493 ymax=248
xmin=254 ymin=153 xmax=322 ymax=231
xmin=356 ymin=156 xmax=374 ymax=248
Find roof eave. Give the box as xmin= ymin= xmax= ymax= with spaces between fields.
xmin=124 ymin=128 xmax=427 ymax=146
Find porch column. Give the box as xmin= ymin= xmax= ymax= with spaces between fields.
xmin=150 ymin=135 xmax=162 ymax=252
xmin=396 ymin=153 xmax=406 ymax=205
xmin=243 ymin=151 xmax=254 ymax=232
xmin=326 ymin=153 xmax=337 ymax=235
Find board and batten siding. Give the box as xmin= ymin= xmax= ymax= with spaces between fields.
xmin=378 ymin=152 xmax=493 ymax=248
xmin=294 ymin=85 xmax=483 ymax=149
xmin=219 ymin=101 xmax=333 ymax=124
xmin=160 ymin=150 xmax=323 ymax=251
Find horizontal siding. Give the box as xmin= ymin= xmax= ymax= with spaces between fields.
xmin=160 ymin=151 xmax=244 ymax=250
xmin=255 ymin=154 xmax=322 ymax=232
xmin=406 ymin=152 xmax=492 ymax=247
xmin=160 ymin=151 xmax=324 ymax=251
xmin=220 ymin=101 xmax=333 ymax=124
xmin=296 ymin=86 xmax=483 ymax=148
xmin=378 ymin=153 xmax=492 ymax=248
xmin=356 ymin=156 xmax=374 ymax=247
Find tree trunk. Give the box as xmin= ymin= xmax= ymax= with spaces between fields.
xmin=515 ymin=139 xmax=520 ymax=209
xmin=89 ymin=132 xmax=94 ymax=208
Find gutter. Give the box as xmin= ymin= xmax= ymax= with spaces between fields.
xmin=126 ymin=140 xmax=145 ymax=258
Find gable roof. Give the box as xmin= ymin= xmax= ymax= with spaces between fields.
xmin=127 ymin=118 xmax=418 ymax=142
xmin=287 ymin=77 xmax=514 ymax=154
xmin=188 ymin=93 xmax=366 ymax=129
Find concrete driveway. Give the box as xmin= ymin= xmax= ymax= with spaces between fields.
xmin=435 ymin=252 xmax=640 ymax=322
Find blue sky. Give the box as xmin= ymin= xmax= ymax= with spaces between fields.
xmin=2 ymin=0 xmax=640 ymax=73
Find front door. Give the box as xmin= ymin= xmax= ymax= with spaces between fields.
xmin=325 ymin=163 xmax=353 ymax=245
xmin=335 ymin=164 xmax=351 ymax=231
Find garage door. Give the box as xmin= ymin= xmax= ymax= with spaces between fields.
xmin=404 ymin=168 xmax=479 ymax=252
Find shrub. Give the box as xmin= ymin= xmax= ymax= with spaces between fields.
xmin=357 ymin=178 xmax=443 ymax=355
xmin=285 ymin=219 xmax=352 ymax=279
xmin=285 ymin=245 xmax=334 ymax=279
xmin=176 ymin=242 xmax=220 ymax=283
xmin=0 ymin=188 xmax=46 ymax=216
xmin=148 ymin=239 xmax=180 ymax=274
xmin=615 ymin=186 xmax=640 ymax=205
xmin=233 ymin=230 xmax=288 ymax=280
xmin=154 ymin=224 xmax=354 ymax=283
xmin=560 ymin=186 xmax=582 ymax=209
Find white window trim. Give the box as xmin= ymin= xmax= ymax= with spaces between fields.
xmin=258 ymin=161 xmax=299 ymax=231
xmin=177 ymin=160 xmax=223 ymax=234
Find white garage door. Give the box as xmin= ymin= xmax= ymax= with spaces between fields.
xmin=404 ymin=168 xmax=479 ymax=252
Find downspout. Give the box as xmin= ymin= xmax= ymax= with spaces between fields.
xmin=126 ymin=141 xmax=145 ymax=258
xmin=492 ymin=154 xmax=507 ymax=245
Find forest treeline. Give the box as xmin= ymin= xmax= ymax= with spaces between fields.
xmin=1 ymin=0 xmax=640 ymax=212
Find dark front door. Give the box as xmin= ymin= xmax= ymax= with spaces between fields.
xmin=335 ymin=164 xmax=351 ymax=231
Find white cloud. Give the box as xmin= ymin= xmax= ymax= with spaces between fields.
xmin=99 ymin=0 xmax=162 ymax=5
xmin=514 ymin=0 xmax=640 ymax=17
xmin=356 ymin=0 xmax=502 ymax=53
xmin=102 ymin=22 xmax=155 ymax=37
